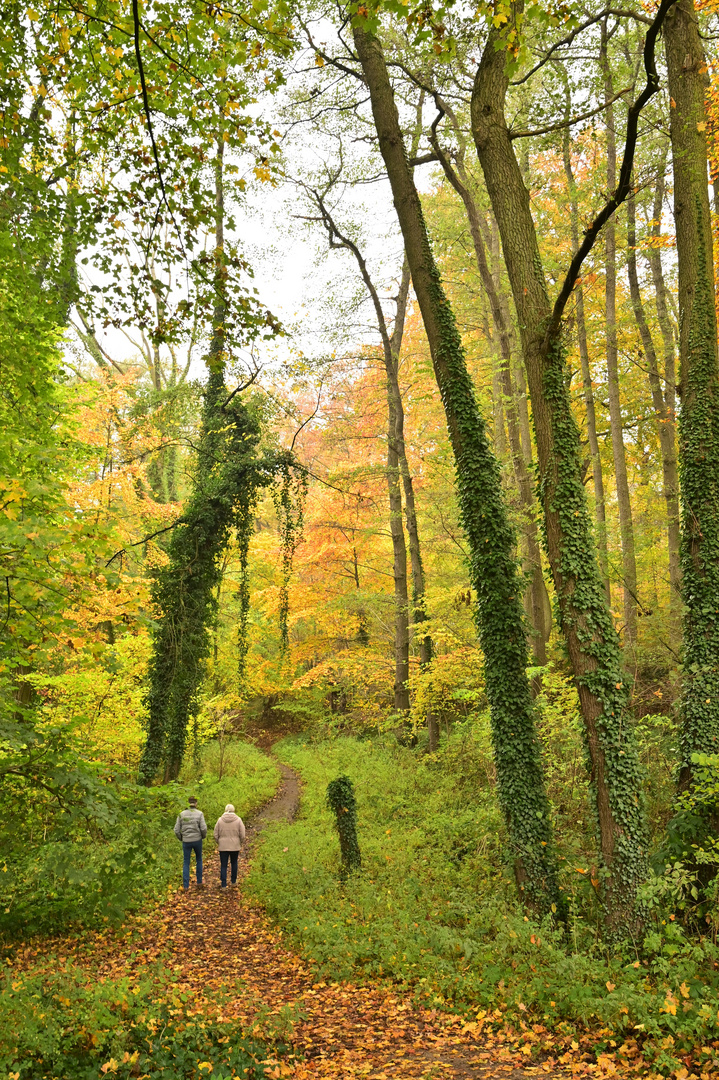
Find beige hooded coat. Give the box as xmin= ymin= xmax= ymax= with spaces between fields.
xmin=213 ymin=812 xmax=246 ymax=851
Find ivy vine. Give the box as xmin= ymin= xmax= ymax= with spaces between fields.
xmin=272 ymin=462 xmax=308 ymax=655
xmin=422 ymin=226 xmax=560 ymax=914
xmin=677 ymin=213 xmax=719 ymax=798
xmin=139 ymin=371 xmax=294 ymax=783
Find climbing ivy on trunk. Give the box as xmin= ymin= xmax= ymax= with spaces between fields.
xmin=352 ymin=21 xmax=559 ymax=913
xmin=139 ymin=373 xmax=284 ymax=784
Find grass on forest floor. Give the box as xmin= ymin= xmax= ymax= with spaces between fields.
xmin=0 ymin=965 xmax=287 ymax=1080
xmin=246 ymin=733 xmax=719 ymax=1075
xmin=2 ymin=739 xmax=279 ymax=940
xmin=0 ymin=740 xmax=283 ymax=1080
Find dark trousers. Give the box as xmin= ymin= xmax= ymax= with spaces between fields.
xmin=182 ymin=840 xmax=203 ymax=889
xmin=219 ymin=849 xmax=239 ymax=886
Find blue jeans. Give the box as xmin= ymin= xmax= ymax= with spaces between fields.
xmin=219 ymin=849 xmax=239 ymax=886
xmin=182 ymin=840 xmax=203 ymax=889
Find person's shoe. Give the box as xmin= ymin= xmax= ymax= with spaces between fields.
xmin=196 ymin=881 xmax=205 ymax=890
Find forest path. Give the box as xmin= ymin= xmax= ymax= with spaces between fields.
xmin=152 ymin=759 xmax=554 ymax=1080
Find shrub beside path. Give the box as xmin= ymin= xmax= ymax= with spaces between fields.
xmin=12 ymin=763 xmax=635 ymax=1078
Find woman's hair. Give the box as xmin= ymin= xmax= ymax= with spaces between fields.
xmin=225 ymin=803 xmax=235 ymax=814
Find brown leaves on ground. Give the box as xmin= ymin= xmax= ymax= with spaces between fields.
xmin=9 ymin=851 xmax=702 ymax=1080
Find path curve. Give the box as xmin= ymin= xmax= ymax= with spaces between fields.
xmin=21 ymin=757 xmax=563 ymax=1078
xmin=161 ymin=757 xmax=542 ymax=1079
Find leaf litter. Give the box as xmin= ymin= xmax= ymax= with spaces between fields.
xmin=6 ymin=766 xmax=715 ymax=1079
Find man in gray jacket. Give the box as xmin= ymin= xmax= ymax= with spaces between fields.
xmin=174 ymin=796 xmax=207 ymax=891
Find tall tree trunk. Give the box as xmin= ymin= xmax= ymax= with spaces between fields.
xmin=383 ymin=270 xmax=410 ymax=716
xmin=353 ymin=21 xmax=559 ymax=911
xmin=389 ymin=257 xmax=436 ymax=739
xmin=601 ymin=25 xmax=639 ymax=644
xmin=395 ymin=96 xmax=435 ymax=718
xmin=386 ymin=381 xmax=411 ymax=714
xmin=308 ymin=192 xmax=421 ymax=718
xmin=562 ymin=111 xmax=611 ymax=603
xmin=471 ymin=7 xmax=647 ymax=931
xmin=428 ymin=120 xmax=550 ymax=663
xmin=645 ymin=168 xmax=682 ymax=608
xmin=626 ymin=191 xmax=682 ymax=625
xmin=664 ymin=0 xmax=719 ymax=789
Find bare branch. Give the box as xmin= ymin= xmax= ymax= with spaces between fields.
xmin=221 ymin=366 xmax=262 ymax=410
xmin=291 ymin=380 xmax=324 ymax=451
xmin=509 ymin=86 xmax=633 ymax=139
xmin=546 ymin=0 xmax=677 ymax=344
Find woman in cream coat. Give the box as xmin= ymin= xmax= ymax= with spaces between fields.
xmin=213 ymin=804 xmax=246 ymax=888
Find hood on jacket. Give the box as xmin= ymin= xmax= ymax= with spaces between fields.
xmin=220 ymin=812 xmax=239 ymax=821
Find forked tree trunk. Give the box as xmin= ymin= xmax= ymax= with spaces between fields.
xmin=664 ymin=0 xmax=719 ymax=789
xmin=389 ymin=258 xmax=436 ymax=734
xmin=353 ymin=21 xmax=559 ymax=911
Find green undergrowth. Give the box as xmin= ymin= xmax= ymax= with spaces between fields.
xmin=1 ymin=739 xmax=278 ymax=940
xmin=0 ymin=965 xmax=290 ymax=1080
xmin=247 ymin=733 xmax=719 ymax=1071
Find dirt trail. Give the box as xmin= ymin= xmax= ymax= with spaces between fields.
xmin=153 ymin=760 xmax=558 ymax=1080
xmin=21 ymin=760 xmax=573 ymax=1078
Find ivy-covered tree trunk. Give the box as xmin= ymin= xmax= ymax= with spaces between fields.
xmin=139 ymin=137 xmax=271 ymax=783
xmin=428 ymin=124 xmax=550 ymax=664
xmin=664 ymin=0 xmax=719 ymax=790
xmin=471 ymin=9 xmax=648 ymax=931
xmin=353 ymin=21 xmax=559 ymax=911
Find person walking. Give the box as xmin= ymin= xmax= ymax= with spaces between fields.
xmin=213 ymin=803 xmax=246 ymax=888
xmin=174 ymin=795 xmax=207 ymax=891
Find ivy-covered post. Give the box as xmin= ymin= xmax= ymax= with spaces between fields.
xmin=327 ymin=776 xmax=362 ymax=875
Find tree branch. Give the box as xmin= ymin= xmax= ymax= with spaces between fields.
xmin=509 ymin=86 xmax=633 ymax=139
xmin=511 ymin=7 xmax=652 ymax=86
xmin=546 ymin=0 xmax=677 ymax=345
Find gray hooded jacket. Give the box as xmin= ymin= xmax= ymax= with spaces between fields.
xmin=174 ymin=807 xmax=207 ymax=843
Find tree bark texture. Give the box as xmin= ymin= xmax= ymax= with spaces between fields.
xmin=389 ymin=259 xmax=435 ymax=702
xmin=626 ymin=192 xmax=682 ymax=621
xmin=601 ymin=26 xmax=639 ymax=645
xmin=353 ymin=21 xmax=559 ymax=909
xmin=664 ymin=0 xmax=719 ymax=787
xmin=429 ymin=121 xmax=550 ymax=663
xmin=562 ymin=121 xmax=611 ymax=603
xmin=471 ymin=10 xmax=647 ymax=930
